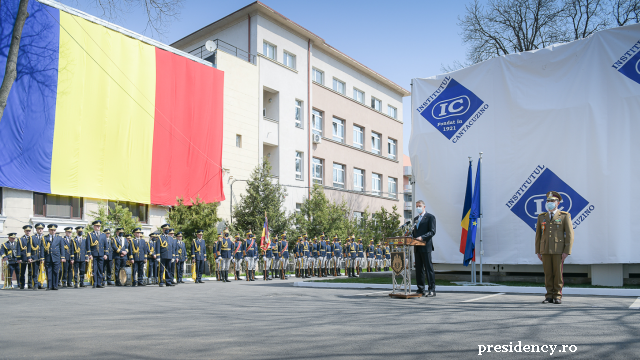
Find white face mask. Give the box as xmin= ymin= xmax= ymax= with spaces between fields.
xmin=416 ymin=207 xmax=424 ymax=214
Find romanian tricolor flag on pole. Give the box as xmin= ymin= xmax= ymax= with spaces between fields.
xmin=260 ymin=213 xmax=269 ymax=251
xmin=459 ymin=160 xmax=473 ymax=263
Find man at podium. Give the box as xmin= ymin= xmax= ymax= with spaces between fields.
xmin=412 ymin=200 xmax=436 ymax=297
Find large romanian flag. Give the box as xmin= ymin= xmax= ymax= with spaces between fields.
xmin=0 ymin=0 xmax=224 ymax=206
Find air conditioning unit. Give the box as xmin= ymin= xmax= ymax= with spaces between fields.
xmin=312 ymin=133 xmax=321 ymax=144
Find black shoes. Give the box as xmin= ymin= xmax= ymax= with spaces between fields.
xmin=542 ymin=298 xmax=553 ymax=303
xmin=427 ymin=290 xmax=436 ymax=297
xmin=553 ymin=298 xmax=562 ymax=304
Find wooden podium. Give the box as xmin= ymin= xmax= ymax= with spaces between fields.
xmin=384 ymin=236 xmax=424 ymax=299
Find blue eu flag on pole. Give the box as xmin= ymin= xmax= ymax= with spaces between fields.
xmin=464 ymin=160 xmax=481 ymax=266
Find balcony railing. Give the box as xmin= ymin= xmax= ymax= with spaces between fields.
xmin=188 ymin=39 xmax=256 ymax=66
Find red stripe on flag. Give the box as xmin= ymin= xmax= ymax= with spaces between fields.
xmin=150 ymin=48 xmax=225 ymax=205
xmin=459 ymin=228 xmax=468 ymax=254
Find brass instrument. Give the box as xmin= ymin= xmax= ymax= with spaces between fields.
xmin=2 ymin=259 xmax=10 ymax=289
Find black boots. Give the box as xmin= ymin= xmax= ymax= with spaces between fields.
xmin=225 ymin=271 xmax=231 ymax=282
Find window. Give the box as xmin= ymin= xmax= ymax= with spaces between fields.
xmin=371 ymin=97 xmax=381 ymax=111
xmin=263 ymin=41 xmax=276 ymax=60
xmin=312 ymin=68 xmax=324 ymax=85
xmin=283 ymin=51 xmax=296 ymax=69
xmin=108 ymin=201 xmax=148 ymax=223
xmin=312 ymin=158 xmax=323 ymax=185
xmin=388 ymin=177 xmax=398 ymax=199
xmin=388 ymin=105 xmax=397 ymax=119
xmin=296 ymin=203 xmax=302 ymax=213
xmin=353 ymin=125 xmax=363 ymax=149
xmin=354 ymin=211 xmax=363 ymax=224
xmin=404 ymin=193 xmax=412 ymax=202
xmin=333 ymin=78 xmax=345 ymax=95
xmin=371 ymin=132 xmax=381 ymax=155
xmin=333 ymin=163 xmax=345 ymax=188
xmin=236 ymin=134 xmax=242 ymax=148
xmin=34 ymin=193 xmax=83 ymax=219
xmin=353 ymin=168 xmax=364 ymax=192
xmin=295 ymin=151 xmax=303 ymax=180
xmin=372 ymin=173 xmax=381 ymax=195
xmin=332 ymin=117 xmax=344 ymax=143
xmin=312 ymin=109 xmax=323 ymax=136
xmin=295 ymin=100 xmax=303 ymax=128
xmin=353 ymin=88 xmax=364 ymax=104
xmin=388 ymin=138 xmax=397 ymax=159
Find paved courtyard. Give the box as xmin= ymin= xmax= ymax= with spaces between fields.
xmin=1 ymin=279 xmax=639 ymax=359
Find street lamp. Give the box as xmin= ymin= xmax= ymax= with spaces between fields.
xmin=229 ymin=178 xmax=247 ymax=224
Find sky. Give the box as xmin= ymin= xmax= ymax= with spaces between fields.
xmin=58 ymin=0 xmax=471 ymax=157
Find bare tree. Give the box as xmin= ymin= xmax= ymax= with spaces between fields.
xmin=0 ymin=0 xmax=183 ymax=122
xmin=563 ymin=0 xmax=610 ymax=41
xmin=610 ymin=0 xmax=640 ymax=25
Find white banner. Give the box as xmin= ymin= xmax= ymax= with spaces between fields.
xmin=409 ymin=24 xmax=640 ymax=265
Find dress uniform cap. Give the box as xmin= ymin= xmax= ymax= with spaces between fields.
xmin=92 ymin=220 xmax=101 ymax=226
xmin=47 ymin=224 xmax=58 ymax=229
xmin=161 ymin=224 xmax=170 ymax=229
xmin=546 ymin=191 xmax=563 ymax=202
xmin=133 ymin=227 xmax=142 ymax=233
xmin=75 ymin=226 xmax=84 ymax=231
xmin=103 ymin=228 xmax=111 ymax=233
xmin=115 ymin=227 xmax=124 ymax=232
xmin=196 ymin=229 xmax=204 ymax=234
xmin=64 ymin=227 xmax=73 ymax=231
xmin=176 ymin=231 xmax=183 ymax=236
xmin=35 ymin=223 xmax=45 ymax=229
xmin=23 ymin=225 xmax=33 ymax=230
xmin=126 ymin=234 xmax=132 ymax=239
xmin=8 ymin=232 xmax=17 ymax=237
xmin=168 ymin=228 xmax=175 ymax=233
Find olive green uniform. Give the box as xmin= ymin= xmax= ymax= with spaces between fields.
xmin=535 ymin=210 xmax=574 ymax=300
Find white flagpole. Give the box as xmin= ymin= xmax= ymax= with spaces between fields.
xmin=479 ymin=152 xmax=483 ymax=284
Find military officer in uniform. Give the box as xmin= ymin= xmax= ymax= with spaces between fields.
xmin=356 ymin=238 xmax=365 ymax=275
xmin=60 ymin=227 xmax=73 ymax=287
xmin=262 ymin=236 xmax=274 ymax=281
xmin=366 ymin=241 xmax=375 ymax=272
xmin=272 ymin=236 xmax=281 ymax=279
xmin=325 ymin=235 xmax=333 ymax=277
xmin=383 ymin=244 xmax=391 ymax=271
xmin=347 ymin=238 xmax=358 ymax=278
xmin=71 ymin=226 xmax=88 ymax=287
xmin=218 ymin=230 xmax=233 ymax=282
xmin=191 ymin=230 xmax=207 ymax=283
xmin=129 ymin=229 xmax=147 ymax=287
xmin=310 ymin=237 xmax=319 ymax=277
xmin=302 ymin=234 xmax=311 ymax=278
xmin=167 ymin=229 xmax=178 ymax=284
xmin=29 ymin=223 xmax=45 ymax=290
xmin=1 ymin=233 xmax=21 ymax=289
xmin=535 ymin=191 xmax=574 ymax=304
xmin=158 ymin=224 xmax=176 ymax=287
xmin=294 ymin=236 xmax=303 ymax=278
xmin=112 ymin=227 xmax=129 ymax=286
xmin=17 ymin=225 xmax=31 ymax=289
xmin=176 ymin=232 xmax=187 ymax=284
xmin=43 ymin=224 xmax=65 ymax=290
xmin=147 ymin=232 xmax=159 ymax=285
xmin=87 ymin=221 xmax=106 ymax=288
xmin=214 ymin=235 xmax=223 ymax=281
xmin=278 ymin=233 xmax=289 ymax=280
xmin=332 ymin=235 xmax=342 ymax=276
xmin=243 ymin=231 xmax=257 ymax=282
xmin=101 ymin=228 xmax=117 ymax=286
xmin=232 ymin=234 xmax=244 ymax=280
xmin=375 ymin=243 xmax=383 ymax=271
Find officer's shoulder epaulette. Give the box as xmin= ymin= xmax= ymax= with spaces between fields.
xmin=560 ymin=211 xmax=569 ymax=215
xmin=538 ymin=213 xmax=546 ymax=217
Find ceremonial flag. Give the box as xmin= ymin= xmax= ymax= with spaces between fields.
xmin=464 ymin=160 xmax=481 ymax=266
xmin=260 ymin=214 xmax=269 ymax=250
xmin=459 ymin=161 xmax=473 ymax=258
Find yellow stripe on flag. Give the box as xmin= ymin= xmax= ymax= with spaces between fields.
xmin=460 ymin=210 xmax=470 ymax=230
xmin=51 ymin=12 xmax=156 ymax=204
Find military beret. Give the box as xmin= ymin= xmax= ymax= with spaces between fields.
xmin=64 ymin=227 xmax=73 ymax=231
xmin=75 ymin=226 xmax=84 ymax=231
xmin=47 ymin=224 xmax=58 ymax=229
xmin=133 ymin=227 xmax=142 ymax=233
xmin=8 ymin=232 xmax=17 ymax=237
xmin=23 ymin=225 xmax=33 ymax=230
xmin=196 ymin=230 xmax=204 ymax=234
xmin=103 ymin=228 xmax=111 ymax=233
xmin=546 ymin=191 xmax=562 ymax=202
xmin=35 ymin=223 xmax=45 ymax=229
xmin=161 ymin=224 xmax=170 ymax=229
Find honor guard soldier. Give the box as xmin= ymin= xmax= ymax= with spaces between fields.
xmin=375 ymin=243 xmax=383 ymax=271
xmin=325 ymin=235 xmax=333 ymax=277
xmin=60 ymin=227 xmax=73 ymax=287
xmin=383 ymin=243 xmax=391 ymax=271
xmin=356 ymin=238 xmax=365 ymax=275
xmin=366 ymin=241 xmax=375 ymax=272
xmin=129 ymin=229 xmax=147 ymax=287
xmin=214 ymin=235 xmax=222 ymax=281
xmin=243 ymin=231 xmax=257 ymax=282
xmin=17 ymin=225 xmax=31 ymax=289
xmin=29 ymin=223 xmax=45 ymax=290
xmin=168 ymin=229 xmax=178 ymax=284
xmin=1 ymin=233 xmax=21 ymax=289
xmin=218 ymin=230 xmax=233 ymax=282
xmin=88 ymin=221 xmax=106 ymax=288
xmin=318 ymin=234 xmax=327 ymax=277
xmin=272 ymin=236 xmax=281 ymax=279
xmin=278 ymin=233 xmax=289 ymax=280
xmin=233 ymin=234 xmax=244 ymax=280
xmin=536 ymin=191 xmax=574 ymax=304
xmin=191 ymin=230 xmax=207 ymax=284
xmin=302 ymin=234 xmax=311 ymax=278
xmin=112 ymin=227 xmax=129 ymax=286
xmin=71 ymin=226 xmax=88 ymax=287
xmin=262 ymin=236 xmax=274 ymax=281
xmin=158 ymin=224 xmax=176 ymax=287
xmin=294 ymin=236 xmax=303 ymax=278
xmin=310 ymin=237 xmax=319 ymax=277
xmin=347 ymin=238 xmax=358 ymax=278
xmin=43 ymin=224 xmax=66 ymax=290
xmin=332 ymin=235 xmax=342 ymax=276
xmin=176 ymin=232 xmax=187 ymax=284
xmin=146 ymin=232 xmax=159 ymax=285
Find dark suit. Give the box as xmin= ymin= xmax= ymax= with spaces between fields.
xmin=88 ymin=231 xmax=107 ymax=287
xmin=412 ymin=213 xmax=436 ymax=293
xmin=60 ymin=236 xmax=72 ymax=286
xmin=43 ymin=234 xmax=65 ymax=290
xmin=103 ymin=236 xmax=114 ymax=285
xmin=128 ymin=237 xmax=147 ymax=285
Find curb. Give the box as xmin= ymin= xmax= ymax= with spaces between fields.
xmin=292 ymin=282 xmax=640 ymax=297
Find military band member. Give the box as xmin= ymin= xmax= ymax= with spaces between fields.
xmin=191 ymin=230 xmax=207 ymax=284
xmin=366 ymin=241 xmax=375 ymax=272
xmin=112 ymin=227 xmax=129 ymax=286
xmin=1 ymin=233 xmax=21 ymax=289
xmin=29 ymin=223 xmax=45 ymax=290
xmin=356 ymin=238 xmax=365 ymax=275
xmin=71 ymin=226 xmax=88 ymax=288
xmin=218 ymin=230 xmax=233 ymax=283
xmin=215 ymin=236 xmax=222 ymax=281
xmin=243 ymin=231 xmax=257 ymax=282
xmin=88 ymin=224 xmax=108 ymax=288
xmin=147 ymin=232 xmax=159 ymax=285
xmin=158 ymin=224 xmax=176 ymax=287
xmin=102 ymin=227 xmax=117 ymax=286
xmin=233 ymin=234 xmax=244 ymax=280
xmin=325 ymin=236 xmax=333 ymax=277
xmin=129 ymin=230 xmax=147 ymax=287
xmin=263 ymin=236 xmax=274 ymax=281
xmin=278 ymin=233 xmax=289 ymax=280
xmin=375 ymin=243 xmax=383 ymax=271
xmin=43 ymin=224 xmax=65 ymax=290
xmin=60 ymin=227 xmax=73 ymax=287
xmin=176 ymin=232 xmax=187 ymax=284
xmin=168 ymin=229 xmax=178 ymax=284
xmin=535 ymin=191 xmax=574 ymax=304
xmin=333 ymin=235 xmax=342 ymax=276
xmin=17 ymin=225 xmax=31 ymax=289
